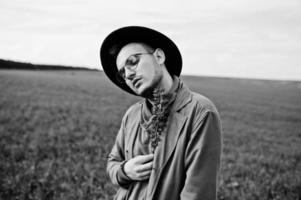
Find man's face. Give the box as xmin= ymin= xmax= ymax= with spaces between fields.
xmin=116 ymin=43 xmax=163 ymax=96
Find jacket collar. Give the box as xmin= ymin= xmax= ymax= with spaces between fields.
xmin=171 ymin=78 xmax=192 ymax=112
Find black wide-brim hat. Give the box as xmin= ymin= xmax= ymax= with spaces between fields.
xmin=100 ymin=26 xmax=182 ymax=95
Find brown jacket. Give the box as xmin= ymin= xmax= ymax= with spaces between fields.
xmin=107 ymin=80 xmax=222 ymax=200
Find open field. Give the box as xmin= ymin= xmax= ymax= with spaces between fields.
xmin=0 ymin=70 xmax=300 ymax=200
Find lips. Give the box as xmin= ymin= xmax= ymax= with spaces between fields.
xmin=132 ymin=77 xmax=142 ymax=87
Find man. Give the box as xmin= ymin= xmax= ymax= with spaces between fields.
xmin=100 ymin=26 xmax=222 ymax=200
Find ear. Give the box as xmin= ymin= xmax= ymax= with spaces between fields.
xmin=154 ymin=48 xmax=165 ymax=65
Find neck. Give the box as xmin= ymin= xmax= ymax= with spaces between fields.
xmin=147 ymin=72 xmax=174 ymax=105
xmin=157 ymin=73 xmax=173 ymax=95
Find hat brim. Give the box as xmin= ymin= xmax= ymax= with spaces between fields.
xmin=100 ymin=26 xmax=182 ymax=95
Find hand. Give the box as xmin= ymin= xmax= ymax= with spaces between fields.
xmin=124 ymin=154 xmax=154 ymax=181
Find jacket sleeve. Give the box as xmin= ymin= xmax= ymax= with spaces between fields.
xmin=180 ymin=111 xmax=222 ymax=200
xmin=106 ymin=115 xmax=133 ymax=188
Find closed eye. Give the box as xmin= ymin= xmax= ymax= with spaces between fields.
xmin=126 ymin=55 xmax=139 ymax=67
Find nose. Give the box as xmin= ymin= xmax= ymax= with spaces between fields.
xmin=124 ymin=68 xmax=136 ymax=80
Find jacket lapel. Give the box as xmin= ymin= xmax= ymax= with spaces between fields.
xmin=157 ymin=112 xmax=186 ymax=170
xmin=147 ymin=81 xmax=192 ymax=198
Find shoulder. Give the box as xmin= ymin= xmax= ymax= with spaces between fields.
xmin=186 ymin=92 xmax=220 ymax=129
xmin=184 ymin=90 xmax=222 ymax=133
xmin=175 ymin=80 xmax=220 ymax=120
xmin=190 ymin=92 xmax=218 ymax=114
xmin=175 ymin=82 xmax=221 ymax=127
xmin=121 ymin=99 xmax=143 ymax=124
xmin=177 ymin=79 xmax=218 ymax=114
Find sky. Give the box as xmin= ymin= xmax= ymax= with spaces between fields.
xmin=0 ymin=0 xmax=300 ymax=81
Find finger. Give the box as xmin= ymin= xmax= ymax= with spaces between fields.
xmin=137 ymin=170 xmax=152 ymax=180
xmin=137 ymin=163 xmax=153 ymax=173
xmin=136 ymin=154 xmax=154 ymax=164
xmin=138 ymin=161 xmax=153 ymax=172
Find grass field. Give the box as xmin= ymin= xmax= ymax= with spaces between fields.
xmin=0 ymin=70 xmax=300 ymax=200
